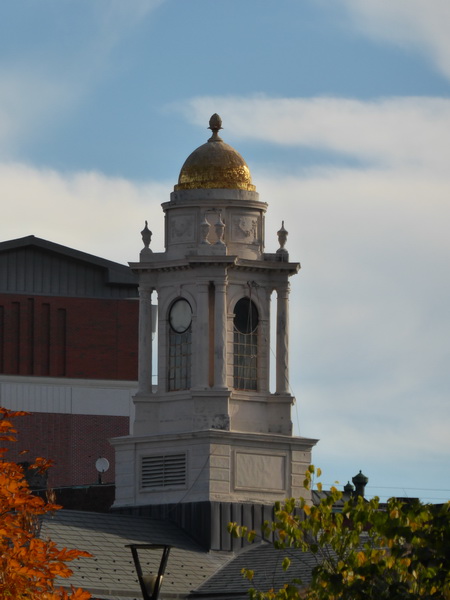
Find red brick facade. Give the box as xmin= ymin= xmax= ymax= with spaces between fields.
xmin=0 ymin=295 xmax=138 ymax=380
xmin=7 ymin=412 xmax=129 ymax=487
xmin=0 ymin=237 xmax=140 ymax=491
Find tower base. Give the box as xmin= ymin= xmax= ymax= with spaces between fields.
xmin=111 ymin=429 xmax=318 ymax=511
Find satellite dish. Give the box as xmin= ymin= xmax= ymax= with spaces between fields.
xmin=95 ymin=457 xmax=110 ymax=484
xmin=95 ymin=457 xmax=110 ymax=473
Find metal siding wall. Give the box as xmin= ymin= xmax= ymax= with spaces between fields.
xmin=0 ymin=378 xmax=136 ymax=417
xmin=0 ymin=247 xmax=138 ymax=299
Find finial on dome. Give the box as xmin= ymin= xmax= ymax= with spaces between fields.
xmin=175 ymin=113 xmax=256 ymax=191
xmin=208 ymin=113 xmax=223 ymax=142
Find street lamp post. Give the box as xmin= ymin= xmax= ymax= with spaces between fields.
xmin=126 ymin=544 xmax=172 ymax=600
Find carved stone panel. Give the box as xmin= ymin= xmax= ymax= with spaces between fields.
xmin=169 ymin=214 xmax=195 ymax=244
xmin=230 ymin=213 xmax=260 ymax=244
xmin=234 ymin=451 xmax=286 ymax=491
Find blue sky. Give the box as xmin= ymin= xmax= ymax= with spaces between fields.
xmin=1 ymin=0 xmax=449 ymax=503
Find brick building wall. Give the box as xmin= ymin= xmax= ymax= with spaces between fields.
xmin=0 ymin=237 xmax=140 ymax=491
xmin=6 ymin=411 xmax=129 ymax=487
xmin=0 ymin=295 xmax=138 ymax=380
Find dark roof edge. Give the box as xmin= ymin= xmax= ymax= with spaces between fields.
xmin=0 ymin=235 xmax=137 ymax=286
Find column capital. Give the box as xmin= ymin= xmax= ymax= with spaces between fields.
xmin=195 ymin=278 xmax=212 ymax=289
xmin=138 ymin=283 xmax=155 ymax=295
xmin=276 ymin=281 xmax=290 ymax=295
xmin=213 ymin=275 xmax=228 ymax=288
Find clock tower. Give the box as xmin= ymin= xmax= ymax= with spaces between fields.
xmin=112 ymin=115 xmax=317 ymax=548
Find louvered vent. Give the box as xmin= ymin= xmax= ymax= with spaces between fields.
xmin=141 ymin=454 xmax=187 ymax=489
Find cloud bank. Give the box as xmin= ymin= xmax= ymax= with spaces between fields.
xmin=173 ymin=92 xmax=450 ymax=493
xmin=180 ymin=95 xmax=450 ymax=172
xmin=0 ymin=163 xmax=167 ymax=263
xmin=338 ymin=0 xmax=450 ymax=80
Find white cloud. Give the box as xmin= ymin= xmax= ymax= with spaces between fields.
xmin=337 ymin=0 xmax=450 ymax=80
xmin=259 ymin=166 xmax=450 ymax=472
xmin=0 ymin=163 xmax=167 ymax=263
xmin=180 ymin=95 xmax=450 ymax=172
xmin=175 ymin=94 xmax=450 ymax=479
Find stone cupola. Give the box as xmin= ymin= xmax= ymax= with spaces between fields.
xmin=112 ymin=116 xmax=318 ymax=549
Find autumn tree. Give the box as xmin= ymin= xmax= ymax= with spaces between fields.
xmin=230 ymin=466 xmax=450 ymax=600
xmin=0 ymin=407 xmax=92 ymax=600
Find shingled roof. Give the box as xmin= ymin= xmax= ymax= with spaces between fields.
xmin=40 ymin=510 xmax=320 ymax=600
xmin=40 ymin=510 xmax=233 ymax=600
xmin=192 ymin=542 xmax=317 ymax=600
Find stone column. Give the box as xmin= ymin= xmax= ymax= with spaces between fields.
xmin=258 ymin=288 xmax=271 ymax=393
xmin=276 ymin=282 xmax=290 ymax=394
xmin=138 ymin=285 xmax=153 ymax=394
xmin=193 ymin=280 xmax=210 ymax=389
xmin=214 ymin=277 xmax=228 ymax=390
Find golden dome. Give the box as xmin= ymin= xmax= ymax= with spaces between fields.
xmin=175 ymin=114 xmax=256 ymax=191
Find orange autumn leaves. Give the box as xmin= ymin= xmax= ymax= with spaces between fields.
xmin=0 ymin=407 xmax=92 ymax=600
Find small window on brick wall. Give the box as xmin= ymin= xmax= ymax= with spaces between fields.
xmin=141 ymin=453 xmax=187 ymax=489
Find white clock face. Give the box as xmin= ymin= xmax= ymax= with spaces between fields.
xmin=169 ymin=298 xmax=192 ymax=333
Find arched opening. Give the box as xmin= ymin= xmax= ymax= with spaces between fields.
xmin=233 ymin=297 xmax=259 ymax=390
xmin=167 ymin=298 xmax=192 ymax=391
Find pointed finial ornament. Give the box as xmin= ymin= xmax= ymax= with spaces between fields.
xmin=277 ymin=221 xmax=288 ymax=250
xmin=140 ymin=221 xmax=153 ymax=261
xmin=276 ymin=221 xmax=289 ymax=261
xmin=141 ymin=220 xmax=152 ymax=249
xmin=208 ymin=113 xmax=223 ymax=142
xmin=199 ymin=214 xmax=211 ymax=244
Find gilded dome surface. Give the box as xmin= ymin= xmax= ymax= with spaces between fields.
xmin=175 ymin=114 xmax=256 ymax=191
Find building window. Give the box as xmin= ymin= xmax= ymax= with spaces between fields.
xmin=141 ymin=454 xmax=186 ymax=489
xmin=168 ymin=298 xmax=192 ymax=391
xmin=233 ymin=298 xmax=258 ymax=390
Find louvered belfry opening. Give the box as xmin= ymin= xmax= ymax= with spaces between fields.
xmin=141 ymin=454 xmax=187 ymax=489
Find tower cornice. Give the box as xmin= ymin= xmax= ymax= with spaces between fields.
xmin=130 ymin=256 xmax=300 ymax=276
